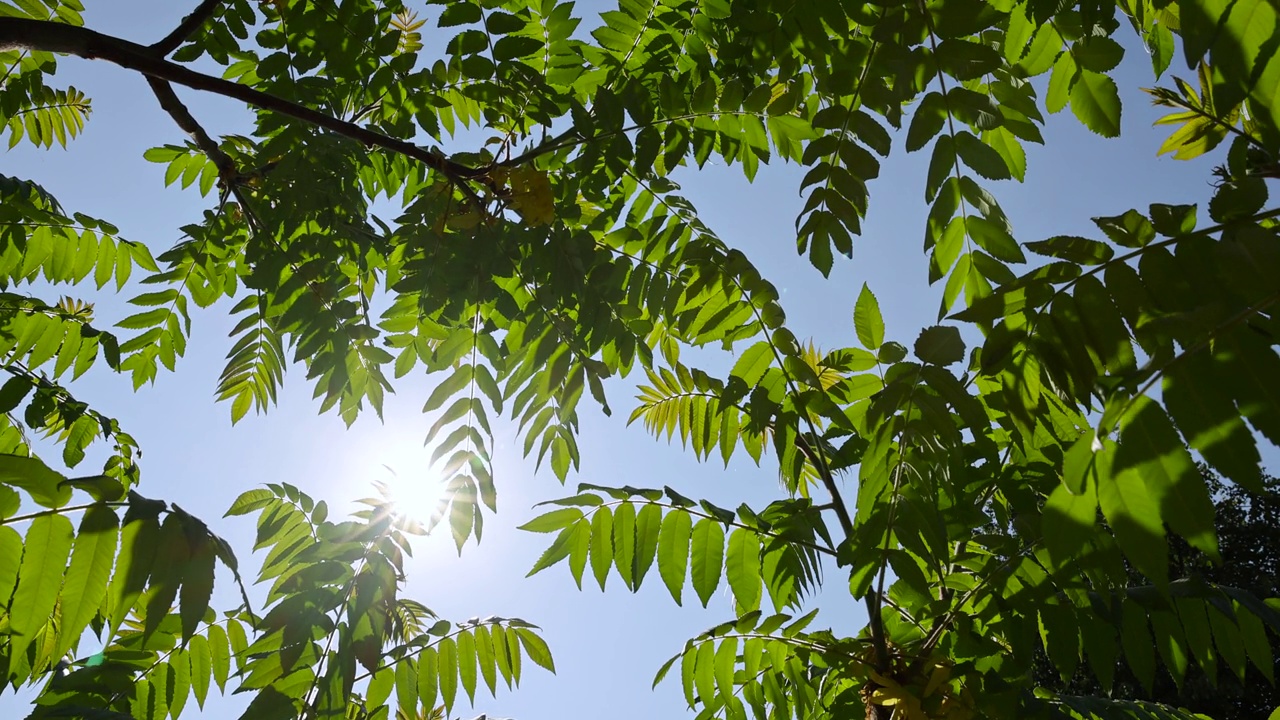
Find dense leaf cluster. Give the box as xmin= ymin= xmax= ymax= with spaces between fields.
xmin=1036 ymin=472 xmax=1280 ymax=720
xmin=0 ymin=0 xmax=1279 ymax=717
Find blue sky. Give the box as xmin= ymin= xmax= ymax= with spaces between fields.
xmin=2 ymin=1 xmax=1271 ymax=718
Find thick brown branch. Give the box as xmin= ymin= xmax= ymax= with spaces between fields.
xmin=0 ymin=17 xmax=485 ymax=182
xmin=152 ymin=0 xmax=223 ymax=55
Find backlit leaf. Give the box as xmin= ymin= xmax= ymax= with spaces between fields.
xmin=658 ymin=510 xmax=691 ymax=604
xmin=854 ymin=284 xmax=884 ymax=350
xmin=690 ymin=518 xmax=725 ymax=607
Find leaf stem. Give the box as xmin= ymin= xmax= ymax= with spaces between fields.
xmin=0 ymin=501 xmax=126 ymax=526
xmin=349 ymin=619 xmax=517 ymax=683
xmin=587 ymin=497 xmax=838 ymax=557
xmin=1049 ymin=206 xmax=1280 ymax=305
xmin=922 ymin=3 xmax=976 ymax=317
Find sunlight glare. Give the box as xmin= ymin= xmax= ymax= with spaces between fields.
xmin=377 ymin=464 xmax=446 ymax=523
xmin=366 ymin=439 xmax=447 ymax=524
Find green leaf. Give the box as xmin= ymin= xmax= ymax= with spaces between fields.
xmin=589 ymin=506 xmax=614 ymax=590
xmin=913 ymin=325 xmax=964 ymax=366
xmin=438 ymin=3 xmax=482 ymax=26
xmin=633 ymin=503 xmax=662 ymax=587
xmin=475 ymin=625 xmax=497 ymax=694
xmin=1018 ymin=23 xmax=1061 ymax=76
xmin=878 ymin=341 xmax=908 ymax=364
xmin=0 ymin=453 xmax=71 ymax=508
xmin=1209 ymin=603 xmax=1248 ymax=682
xmin=225 ymin=488 xmax=275 ymax=517
xmin=693 ymin=641 xmax=719 ymax=708
xmin=854 ymin=284 xmax=884 ymax=350
xmin=690 ymin=518 xmax=725 ymax=607
xmin=63 ymin=474 xmax=124 ymax=502
xmin=145 ymin=513 xmax=190 ymax=638
xmin=1149 ymin=203 xmax=1197 ymax=236
xmin=1121 ymin=597 xmax=1157 ymax=691
xmin=237 ymin=687 xmax=296 ymax=720
xmin=109 ymin=513 xmax=160 ymax=635
xmin=55 ymin=505 xmax=118 ymax=659
xmin=519 ymin=507 xmax=584 ymax=533
xmin=458 ymin=629 xmax=478 ymax=701
xmin=613 ymin=501 xmax=636 ymax=589
xmin=934 ymin=38 xmax=1001 ymax=80
xmin=493 ymin=36 xmax=543 ymax=61
xmin=190 ymin=634 xmax=211 ymax=708
xmin=1046 ymin=51 xmax=1077 ymax=113
xmin=10 ymin=514 xmax=74 ymax=666
xmin=423 ymin=364 xmax=473 ymax=413
xmin=906 ymin=93 xmax=947 ymax=152
xmin=1235 ymin=600 xmax=1275 ymax=682
xmin=1043 ymin=464 xmax=1098 ymax=566
xmin=657 ymin=510 xmax=691 ymax=604
xmin=397 ymin=655 xmax=419 ymax=715
xmin=954 ymin=131 xmax=1011 ymax=180
xmin=1114 ymin=397 xmax=1219 ymax=561
xmin=0 ymin=376 xmax=33 ymax=414
xmin=567 ymin=518 xmax=590 ymax=588
xmin=730 ymin=341 xmax=774 ymax=387
xmin=1219 ymin=329 xmax=1280 ymax=446
xmin=1070 ymin=70 xmax=1122 ymax=137
xmin=1209 ymin=177 xmax=1268 ymax=222
xmin=180 ymin=538 xmax=217 ymax=642
xmin=1150 ymin=609 xmax=1189 ymax=689
xmin=0 ymin=526 xmax=22 ymax=606
xmin=1177 ymin=597 xmax=1219 ymax=681
xmin=965 ymin=217 xmax=1025 ymax=263
xmin=527 ymin=523 xmax=581 ymax=576
xmin=208 ymin=623 xmax=230 ymax=691
xmin=1094 ymin=209 xmax=1156 ymax=247
xmin=516 ymin=627 xmax=555 ymax=672
xmin=1024 ymin=236 xmax=1114 ymax=265
xmin=984 ymin=127 xmax=1026 ymax=182
xmin=1073 ymin=37 xmax=1124 ymax=73
xmin=725 ymin=528 xmax=762 ymax=612
xmin=1099 ymin=441 xmax=1169 ymax=588
xmin=418 ymin=647 xmax=438 ymax=710
xmin=438 ymin=637 xmax=458 ymax=712
xmin=1164 ymin=350 xmax=1263 ymax=492
xmin=1039 ymin=601 xmax=1080 ymax=682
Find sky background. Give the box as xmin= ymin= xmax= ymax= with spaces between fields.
xmin=3 ymin=1 xmax=1274 ymax=718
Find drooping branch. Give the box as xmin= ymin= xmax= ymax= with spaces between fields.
xmin=151 ymin=0 xmax=223 ymax=55
xmin=0 ymin=17 xmax=487 ymax=183
xmin=146 ymin=77 xmax=237 ymax=183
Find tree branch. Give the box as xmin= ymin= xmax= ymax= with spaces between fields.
xmin=146 ymin=77 xmax=237 ymax=183
xmin=0 ymin=17 xmax=486 ymax=184
xmin=151 ymin=0 xmax=223 ymax=56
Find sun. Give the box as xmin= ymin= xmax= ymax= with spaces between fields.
xmin=332 ymin=426 xmax=452 ymax=525
xmin=375 ymin=464 xmax=446 ymax=523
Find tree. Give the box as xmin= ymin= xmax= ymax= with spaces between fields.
xmin=0 ymin=0 xmax=1278 ymax=718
